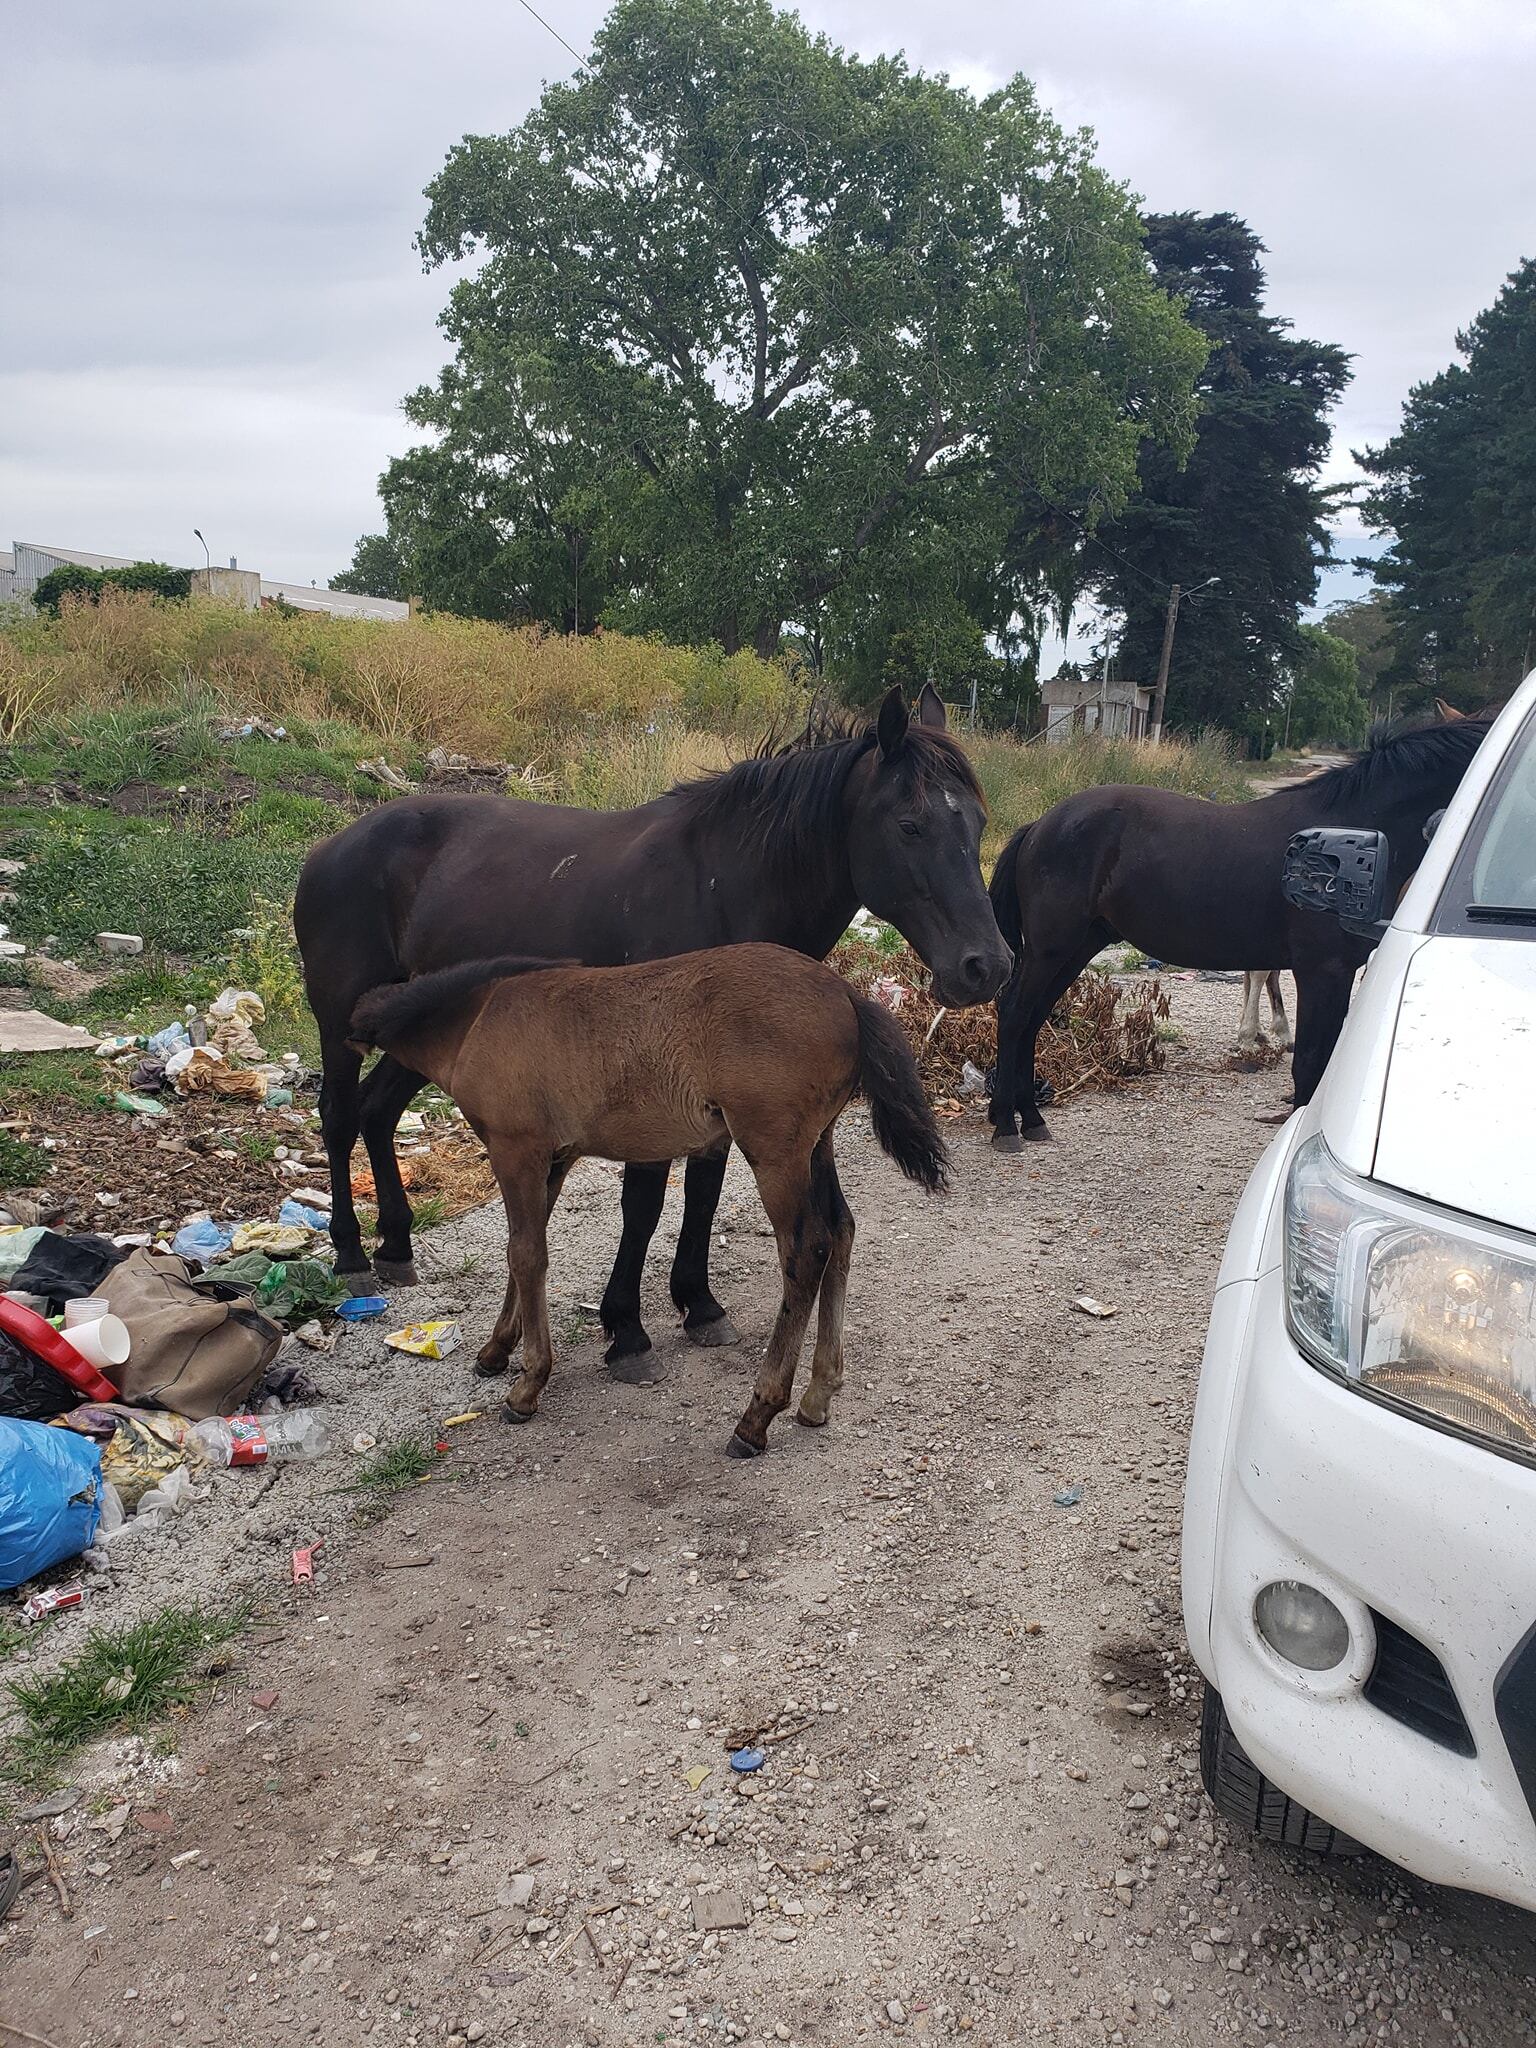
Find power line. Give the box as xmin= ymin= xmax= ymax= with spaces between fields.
xmin=515 ymin=0 xmax=590 ymax=72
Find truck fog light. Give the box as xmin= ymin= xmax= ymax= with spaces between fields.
xmin=1254 ymin=1580 xmax=1350 ymax=1671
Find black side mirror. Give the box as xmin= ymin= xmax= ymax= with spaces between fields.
xmin=1282 ymin=827 xmax=1393 ymax=940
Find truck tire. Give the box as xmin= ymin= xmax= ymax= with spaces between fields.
xmin=1199 ymin=1683 xmax=1361 ymax=1855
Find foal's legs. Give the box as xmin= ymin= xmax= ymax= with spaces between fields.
xmin=727 ymin=1145 xmax=834 ymax=1458
xmin=478 ymin=1143 xmax=559 ymax=1425
xmin=669 ymin=1141 xmax=738 ymax=1347
xmin=796 ymin=1134 xmax=854 ymax=1431
xmin=358 ymin=1054 xmax=428 ymax=1286
xmin=475 ymin=1154 xmax=574 ymax=1377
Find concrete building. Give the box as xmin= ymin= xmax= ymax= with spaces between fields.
xmin=1040 ymin=672 xmax=1153 ymax=742
xmin=0 ymin=538 xmax=406 ymax=622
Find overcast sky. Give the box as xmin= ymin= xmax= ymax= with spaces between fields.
xmin=4 ymin=0 xmax=1533 ymax=615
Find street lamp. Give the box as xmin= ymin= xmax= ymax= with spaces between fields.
xmin=193 ymin=529 xmax=211 ymax=571
xmin=1148 ymin=575 xmax=1220 ymax=744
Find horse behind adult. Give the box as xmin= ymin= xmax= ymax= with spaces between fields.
xmin=986 ymin=712 xmax=1496 ymax=1147
xmin=295 ymin=687 xmax=1010 ymax=1359
xmin=349 ymin=944 xmax=948 ymax=1457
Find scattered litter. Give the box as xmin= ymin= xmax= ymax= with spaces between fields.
xmin=277 ymin=1198 xmax=331 ymax=1233
xmin=335 ymin=1295 xmax=388 ymax=1322
xmin=16 ymin=1789 xmax=82 ymax=1821
xmin=350 ymin=1431 xmax=378 ymax=1454
xmin=171 ymin=1216 xmax=233 ymax=1263
xmin=1053 ymin=1483 xmax=1084 ymax=1508
xmin=251 ymin=1688 xmax=280 ymax=1711
xmin=231 ymin=1221 xmax=311 ymax=1257
xmin=20 ymin=1582 xmax=87 ymax=1624
xmin=384 ymin=1320 xmax=462 ymax=1359
xmin=728 ymin=1746 xmax=767 ymax=1774
xmin=1072 ymin=1295 xmax=1118 ymax=1319
xmin=96 ymin=932 xmax=144 ymax=957
xmin=169 ymin=1847 xmax=202 ymax=1868
xmin=440 ymin=1409 xmax=480 ymax=1428
xmin=684 ymin=1764 xmax=712 ymax=1791
xmin=112 ymin=1091 xmax=167 ymax=1119
xmin=193 ymin=1409 xmax=332 ymax=1465
xmin=291 ymin=1538 xmax=324 ymax=1587
xmin=0 ymin=1420 xmax=104 ymax=1589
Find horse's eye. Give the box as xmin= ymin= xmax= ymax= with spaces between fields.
xmin=898 ymin=819 xmax=921 ymax=838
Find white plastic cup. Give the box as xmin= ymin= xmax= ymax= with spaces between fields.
xmin=59 ymin=1313 xmax=131 ymax=1371
xmin=63 ymin=1298 xmax=110 ymax=1328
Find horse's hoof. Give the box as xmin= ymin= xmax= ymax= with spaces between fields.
xmin=1022 ymin=1123 xmax=1054 ymax=1144
xmin=501 ymin=1401 xmax=536 ymax=1426
xmin=991 ymin=1131 xmax=1024 ymax=1155
xmin=725 ymin=1432 xmax=765 ymax=1459
xmin=373 ymin=1258 xmax=419 ymax=1289
xmin=605 ymin=1348 xmax=662 ymax=1385
xmin=795 ymin=1405 xmax=829 ymax=1429
xmin=473 ymin=1352 xmax=509 ymax=1378
xmin=685 ymin=1313 xmax=739 ymax=1349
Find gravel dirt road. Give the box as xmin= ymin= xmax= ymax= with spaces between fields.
xmin=7 ymin=976 xmax=1536 ymax=2048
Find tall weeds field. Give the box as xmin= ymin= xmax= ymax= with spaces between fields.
xmin=0 ymin=593 xmax=1250 ymax=977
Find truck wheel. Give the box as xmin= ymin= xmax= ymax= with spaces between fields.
xmin=1199 ymin=1683 xmax=1361 ymax=1855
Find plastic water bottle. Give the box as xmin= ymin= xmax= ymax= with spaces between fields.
xmin=192 ymin=1409 xmax=332 ymax=1466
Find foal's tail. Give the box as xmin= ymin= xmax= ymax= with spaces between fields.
xmin=987 ymin=823 xmax=1030 ymax=961
xmin=850 ymin=995 xmax=950 ymax=1194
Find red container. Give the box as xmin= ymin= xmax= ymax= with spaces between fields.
xmin=0 ymin=1294 xmax=120 ymax=1403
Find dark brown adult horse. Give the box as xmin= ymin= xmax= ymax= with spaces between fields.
xmin=348 ymin=944 xmax=947 ymax=1457
xmin=295 ymin=687 xmax=1011 ymax=1360
xmin=986 ymin=713 xmax=1495 ymax=1148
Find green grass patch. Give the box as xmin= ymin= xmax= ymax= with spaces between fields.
xmin=0 ymin=1130 xmax=49 ymax=1188
xmin=331 ymin=1435 xmax=439 ymax=1521
xmin=2 ymin=1601 xmax=246 ymax=1788
xmin=7 ymin=817 xmax=304 ymax=956
xmin=0 ymin=1047 xmax=104 ymax=1111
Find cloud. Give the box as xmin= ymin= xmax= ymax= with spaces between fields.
xmin=4 ymin=0 xmax=1533 ymax=593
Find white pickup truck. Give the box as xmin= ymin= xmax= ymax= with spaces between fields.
xmin=1183 ymin=669 xmax=1536 ymax=1911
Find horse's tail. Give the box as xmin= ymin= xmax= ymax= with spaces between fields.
xmin=850 ymin=995 xmax=950 ymax=1194
xmin=348 ymin=955 xmax=569 ymax=1053
xmin=988 ymin=824 xmax=1030 ymax=960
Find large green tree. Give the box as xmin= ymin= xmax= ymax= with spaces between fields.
xmin=1359 ymin=258 xmax=1536 ymax=704
xmin=1083 ymin=213 xmax=1351 ymax=736
xmin=1283 ymin=624 xmax=1367 ymax=748
xmin=363 ymin=0 xmax=1204 ymax=655
xmin=330 ymin=533 xmax=407 ymax=601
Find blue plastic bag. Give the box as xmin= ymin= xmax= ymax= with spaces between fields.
xmin=278 ymin=1199 xmax=331 ymax=1233
xmin=172 ymin=1216 xmax=234 ymax=1263
xmin=147 ymin=1021 xmax=192 ymax=1060
xmin=0 ymin=1420 xmax=104 ymax=1590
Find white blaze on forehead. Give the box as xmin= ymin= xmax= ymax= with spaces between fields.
xmin=944 ymin=789 xmax=960 ymax=812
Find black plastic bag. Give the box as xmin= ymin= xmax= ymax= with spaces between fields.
xmin=0 ymin=1330 xmax=78 ymax=1422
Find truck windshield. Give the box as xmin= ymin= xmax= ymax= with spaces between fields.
xmin=1463 ymin=714 xmax=1536 ymax=924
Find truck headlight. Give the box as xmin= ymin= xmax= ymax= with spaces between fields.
xmin=1284 ymin=1134 xmax=1536 ymax=1463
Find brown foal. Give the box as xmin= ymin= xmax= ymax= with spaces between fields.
xmin=350 ymin=944 xmax=948 ymax=1456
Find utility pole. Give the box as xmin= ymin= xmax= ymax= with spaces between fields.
xmin=1148 ymin=583 xmax=1181 ymax=745
xmin=1147 ymin=574 xmax=1219 ymax=743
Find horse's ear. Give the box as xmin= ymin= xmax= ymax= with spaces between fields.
xmin=916 ymin=682 xmax=948 ymax=731
xmin=876 ymin=686 xmax=910 ymax=759
xmin=1435 ymin=696 xmax=1464 ymax=722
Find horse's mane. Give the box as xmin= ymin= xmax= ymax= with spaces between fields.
xmin=670 ymin=706 xmax=985 ymax=870
xmin=1293 ymin=712 xmax=1497 ymax=812
xmin=350 ymin=955 xmax=573 ymax=1049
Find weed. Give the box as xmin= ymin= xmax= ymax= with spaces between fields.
xmin=409 ymin=1192 xmax=450 ymax=1231
xmin=332 ymin=1435 xmax=438 ymax=1520
xmin=2 ymin=1601 xmax=246 ymax=1787
xmin=455 ymin=1253 xmax=483 ymax=1277
xmin=0 ymin=1130 xmax=49 ymax=1189
xmin=0 ymin=1048 xmax=103 ymax=1111
xmin=238 ymin=1128 xmax=277 ymax=1163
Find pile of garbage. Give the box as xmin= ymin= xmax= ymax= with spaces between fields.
xmin=0 ymin=1181 xmax=451 ymax=1616
xmin=92 ymin=986 xmax=299 ymax=1114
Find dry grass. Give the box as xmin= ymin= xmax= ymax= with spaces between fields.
xmin=834 ymin=936 xmax=1172 ymax=1106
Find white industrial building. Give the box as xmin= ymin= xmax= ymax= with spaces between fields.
xmin=0 ymin=539 xmax=406 ymax=622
